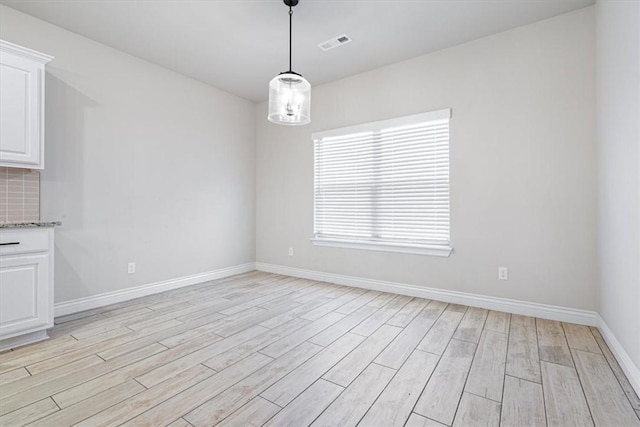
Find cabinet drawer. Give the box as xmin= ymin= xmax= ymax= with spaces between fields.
xmin=0 ymin=229 xmax=50 ymax=255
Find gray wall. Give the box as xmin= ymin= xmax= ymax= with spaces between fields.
xmin=596 ymin=0 xmax=640 ymax=372
xmin=0 ymin=6 xmax=256 ymax=302
xmin=0 ymin=6 xmax=606 ymax=320
xmin=256 ymin=8 xmax=598 ymax=311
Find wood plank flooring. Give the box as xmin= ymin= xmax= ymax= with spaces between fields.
xmin=0 ymin=271 xmax=638 ymax=426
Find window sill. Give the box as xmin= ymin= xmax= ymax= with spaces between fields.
xmin=311 ymin=238 xmax=452 ymax=257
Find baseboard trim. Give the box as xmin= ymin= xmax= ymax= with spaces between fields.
xmin=597 ymin=315 xmax=640 ymax=396
xmin=54 ymin=262 xmax=256 ymax=317
xmin=255 ymin=262 xmax=598 ymax=326
xmin=0 ymin=330 xmax=49 ymax=352
xmin=52 ymin=261 xmax=638 ymax=396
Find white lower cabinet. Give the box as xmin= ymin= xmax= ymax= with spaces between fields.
xmin=0 ymin=228 xmax=54 ymax=350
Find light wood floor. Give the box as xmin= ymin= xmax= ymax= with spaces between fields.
xmin=1 ymin=271 xmax=639 ymax=427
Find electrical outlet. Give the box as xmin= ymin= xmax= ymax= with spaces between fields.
xmin=288 ymin=247 xmax=294 ymax=257
xmin=128 ymin=262 xmax=136 ymax=274
xmin=498 ymin=267 xmax=508 ymax=280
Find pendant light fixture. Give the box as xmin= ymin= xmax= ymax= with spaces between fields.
xmin=267 ymin=0 xmax=311 ymax=126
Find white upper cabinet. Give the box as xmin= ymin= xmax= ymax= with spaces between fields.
xmin=0 ymin=41 xmax=53 ymax=170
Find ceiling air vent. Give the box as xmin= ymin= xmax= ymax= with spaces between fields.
xmin=318 ymin=34 xmax=352 ymax=51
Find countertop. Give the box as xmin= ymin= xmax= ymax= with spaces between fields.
xmin=0 ymin=221 xmax=62 ymax=229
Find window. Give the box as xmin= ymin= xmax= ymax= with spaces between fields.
xmin=312 ymin=109 xmax=452 ymax=257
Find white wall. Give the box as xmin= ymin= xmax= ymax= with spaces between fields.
xmin=256 ymin=8 xmax=597 ymax=310
xmin=596 ymin=0 xmax=640 ymax=372
xmin=0 ymin=5 xmax=256 ymax=303
xmin=0 ymin=4 xmax=603 ymax=317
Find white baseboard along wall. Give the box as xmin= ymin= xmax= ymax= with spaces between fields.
xmin=256 ymin=262 xmax=638 ymax=396
xmin=255 ymin=263 xmax=598 ymax=325
xmin=53 ymin=263 xmax=256 ymax=317
xmin=596 ymin=315 xmax=640 ymax=398
xmin=52 ymin=262 xmax=639 ymax=396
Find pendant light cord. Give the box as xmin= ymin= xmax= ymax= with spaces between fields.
xmin=288 ymin=7 xmax=293 ymax=72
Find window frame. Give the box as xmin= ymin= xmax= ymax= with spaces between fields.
xmin=311 ymin=109 xmax=453 ymax=257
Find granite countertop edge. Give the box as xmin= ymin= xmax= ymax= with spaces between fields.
xmin=0 ymin=221 xmax=62 ymax=229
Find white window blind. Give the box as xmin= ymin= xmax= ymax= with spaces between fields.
xmin=312 ymin=109 xmax=451 ymax=256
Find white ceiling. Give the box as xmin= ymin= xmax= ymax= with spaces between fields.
xmin=1 ymin=0 xmax=594 ymax=102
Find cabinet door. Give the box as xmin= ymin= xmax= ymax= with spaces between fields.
xmin=0 ymin=253 xmax=51 ymax=338
xmin=0 ymin=51 xmax=43 ymax=169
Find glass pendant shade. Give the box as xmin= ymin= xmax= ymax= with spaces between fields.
xmin=267 ymin=72 xmax=311 ymax=126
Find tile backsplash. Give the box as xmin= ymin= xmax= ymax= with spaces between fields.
xmin=0 ymin=167 xmax=40 ymax=223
